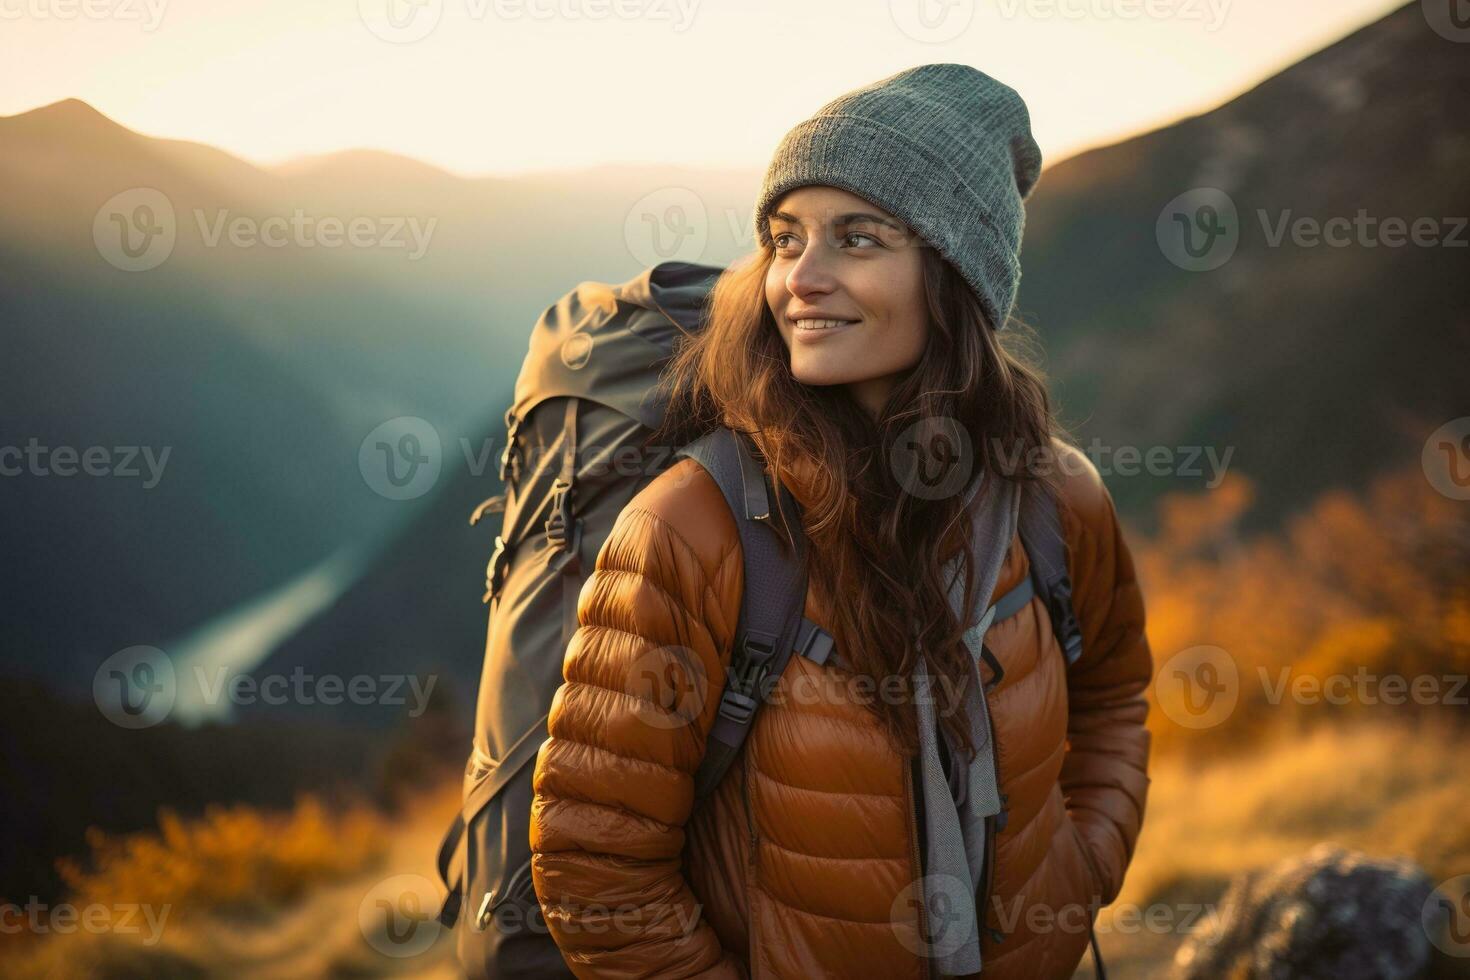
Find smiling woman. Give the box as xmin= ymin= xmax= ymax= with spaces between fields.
xmin=524 ymin=63 xmax=1152 ymax=980
xmin=767 ymin=187 xmax=931 ymax=421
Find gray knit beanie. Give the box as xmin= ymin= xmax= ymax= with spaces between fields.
xmin=753 ymin=63 xmax=1043 ymax=331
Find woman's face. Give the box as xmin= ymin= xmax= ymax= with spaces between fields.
xmin=765 ymin=185 xmax=929 ymax=421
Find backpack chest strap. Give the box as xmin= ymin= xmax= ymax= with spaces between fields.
xmin=986 ymin=575 xmax=1035 ymax=626
xmin=795 ymin=573 xmax=1034 ymax=678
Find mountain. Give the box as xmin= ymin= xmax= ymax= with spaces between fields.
xmin=3 ymin=1 xmax=1463 ymax=720
xmin=0 ymin=100 xmax=760 ymax=699
xmin=1016 ymin=1 xmax=1469 ymax=527
xmin=246 ymin=1 xmax=1469 ymax=730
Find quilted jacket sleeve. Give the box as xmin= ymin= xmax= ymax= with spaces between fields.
xmin=1053 ymin=441 xmax=1154 ymax=908
xmin=529 ymin=459 xmax=747 ymax=979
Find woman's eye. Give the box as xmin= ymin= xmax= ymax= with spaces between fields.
xmin=844 ymin=231 xmax=881 ymax=248
xmin=773 ymin=232 xmax=797 ymax=250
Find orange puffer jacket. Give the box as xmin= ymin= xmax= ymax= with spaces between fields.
xmin=530 ymin=435 xmax=1153 ymax=979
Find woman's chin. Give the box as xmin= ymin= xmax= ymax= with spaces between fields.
xmin=789 ymin=360 xmax=860 ymax=388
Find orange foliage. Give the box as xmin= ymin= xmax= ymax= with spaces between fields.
xmin=1136 ymin=468 xmax=1470 ymax=754
xmin=54 ymin=795 xmax=389 ymax=918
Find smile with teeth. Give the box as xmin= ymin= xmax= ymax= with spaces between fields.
xmin=794 ymin=317 xmax=859 ymax=330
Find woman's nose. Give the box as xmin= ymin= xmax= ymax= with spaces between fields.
xmin=785 ymin=237 xmax=838 ymax=297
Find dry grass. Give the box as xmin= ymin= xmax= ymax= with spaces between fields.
xmin=1080 ymin=716 xmax=1470 ymax=978
xmin=1126 ymin=715 xmax=1470 ymax=903
xmin=1 ymin=784 xmax=463 ymax=979
xmin=55 ymin=795 xmax=391 ymax=918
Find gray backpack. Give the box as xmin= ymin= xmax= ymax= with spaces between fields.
xmin=433 ymin=261 xmax=1090 ymax=979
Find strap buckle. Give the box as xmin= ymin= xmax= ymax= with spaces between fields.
xmin=544 ymin=479 xmax=583 ymax=574
xmin=716 ymin=688 xmax=759 ymax=727
xmin=719 ymin=631 xmax=778 ymax=723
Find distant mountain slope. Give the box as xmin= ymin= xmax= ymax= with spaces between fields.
xmin=1017 ymin=0 xmax=1469 ymax=527
xmin=0 ymin=100 xmax=757 ymax=698
xmin=0 ymin=247 xmax=369 ymax=692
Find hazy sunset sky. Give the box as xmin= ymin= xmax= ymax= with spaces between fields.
xmin=2 ymin=0 xmax=1404 ymax=176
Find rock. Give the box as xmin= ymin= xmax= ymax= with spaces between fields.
xmin=1171 ymin=842 xmax=1455 ymax=980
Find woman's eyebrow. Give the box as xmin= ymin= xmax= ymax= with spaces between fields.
xmin=769 ymin=209 xmax=905 ymax=232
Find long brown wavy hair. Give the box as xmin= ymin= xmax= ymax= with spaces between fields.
xmin=651 ymin=240 xmax=1062 ymax=760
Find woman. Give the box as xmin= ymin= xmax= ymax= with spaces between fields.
xmin=529 ymin=64 xmax=1152 ymax=979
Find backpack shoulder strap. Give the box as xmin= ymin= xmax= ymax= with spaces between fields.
xmin=674 ymin=427 xmax=821 ymax=805
xmin=1017 ymin=480 xmax=1085 ymax=666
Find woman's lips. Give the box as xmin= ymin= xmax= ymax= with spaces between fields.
xmin=792 ymin=317 xmax=860 ymax=342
